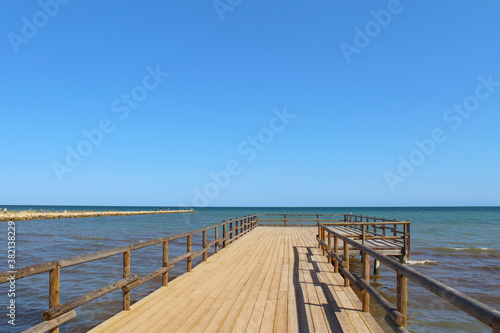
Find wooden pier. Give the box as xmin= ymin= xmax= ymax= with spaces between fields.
xmin=2 ymin=213 xmax=500 ymax=333
xmin=89 ymin=227 xmax=383 ymax=333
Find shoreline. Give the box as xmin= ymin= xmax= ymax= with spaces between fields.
xmin=0 ymin=209 xmax=195 ymax=221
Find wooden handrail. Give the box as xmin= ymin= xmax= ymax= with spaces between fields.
xmin=317 ymin=222 xmax=500 ymax=332
xmin=21 ymin=310 xmax=77 ymax=333
xmin=43 ymin=275 xmax=140 ymax=320
xmin=122 ymin=266 xmax=174 ymax=293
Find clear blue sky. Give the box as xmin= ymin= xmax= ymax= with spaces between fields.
xmin=1 ymin=1 xmax=499 ymax=207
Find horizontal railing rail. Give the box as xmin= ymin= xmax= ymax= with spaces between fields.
xmin=257 ymin=213 xmax=344 ymax=228
xmin=317 ymin=221 xmax=500 ymax=333
xmin=1 ymin=214 xmax=259 ymax=333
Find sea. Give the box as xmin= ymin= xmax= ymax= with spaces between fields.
xmin=0 ymin=206 xmax=499 ymax=333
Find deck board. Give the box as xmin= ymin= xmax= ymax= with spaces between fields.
xmin=89 ymin=227 xmax=384 ymax=333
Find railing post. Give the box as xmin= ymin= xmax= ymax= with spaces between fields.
xmin=123 ymin=250 xmax=131 ymax=310
xmin=223 ymin=221 xmax=227 ymax=248
xmin=284 ymin=214 xmax=287 ymax=227
xmin=322 ymin=228 xmax=326 ymax=256
xmin=229 ymin=219 xmax=234 ymax=243
xmin=187 ymin=234 xmax=192 ymax=272
xmin=327 ymin=233 xmax=332 ymax=264
xmin=373 ymin=259 xmax=380 ymax=275
xmin=215 ymin=226 xmax=219 ymax=253
xmin=203 ymin=230 xmax=207 ymax=261
xmin=333 ymin=236 xmax=339 ymax=273
xmin=406 ymin=222 xmax=411 ymax=261
xmin=317 ymin=224 xmax=321 ymax=249
xmin=373 ymin=216 xmax=377 ymax=234
xmin=382 ymin=217 xmax=386 ymax=236
xmin=49 ymin=264 xmax=60 ymax=333
xmin=344 ymin=240 xmax=350 ymax=287
xmin=362 ymin=224 xmax=366 ymax=246
xmin=362 ymin=252 xmax=370 ymax=312
xmin=397 ymin=272 xmax=408 ymax=328
xmin=162 ymin=240 xmax=169 ymax=285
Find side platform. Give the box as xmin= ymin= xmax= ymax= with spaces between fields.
xmin=89 ymin=227 xmax=384 ymax=333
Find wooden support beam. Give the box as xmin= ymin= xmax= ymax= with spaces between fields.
xmin=223 ymin=222 xmax=227 ymax=248
xmin=162 ymin=240 xmax=169 ymax=286
xmin=215 ymin=226 xmax=219 ymax=253
xmin=123 ymin=250 xmax=130 ymax=310
xmin=202 ymin=230 xmax=207 ymax=261
xmin=361 ymin=224 xmax=366 ymax=246
xmin=48 ymin=265 xmax=60 ymax=333
xmin=327 ymin=233 xmax=332 ymax=264
xmin=362 ymin=252 xmax=370 ymax=312
xmin=344 ymin=239 xmax=350 ymax=287
xmin=187 ymin=235 xmax=192 ymax=272
xmin=397 ymin=272 xmax=408 ymax=328
xmin=373 ymin=259 xmax=380 ymax=275
xmin=333 ymin=236 xmax=339 ymax=273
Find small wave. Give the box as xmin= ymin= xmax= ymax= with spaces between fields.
xmin=76 ymin=236 xmax=104 ymax=241
xmin=432 ymin=246 xmax=499 ymax=254
xmin=407 ymin=260 xmax=438 ymax=265
xmin=453 ymin=247 xmax=489 ymax=251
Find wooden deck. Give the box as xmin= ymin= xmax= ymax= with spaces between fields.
xmin=89 ymin=227 xmax=384 ymax=333
xmin=327 ymin=226 xmax=404 ymax=257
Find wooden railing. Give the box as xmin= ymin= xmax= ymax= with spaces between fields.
xmin=0 ymin=214 xmax=259 ymax=333
xmin=325 ymin=214 xmax=410 ymax=262
xmin=257 ymin=213 xmax=344 ymax=227
xmin=316 ymin=221 xmax=500 ymax=333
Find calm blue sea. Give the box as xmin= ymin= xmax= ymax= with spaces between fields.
xmin=0 ymin=206 xmax=499 ymax=332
